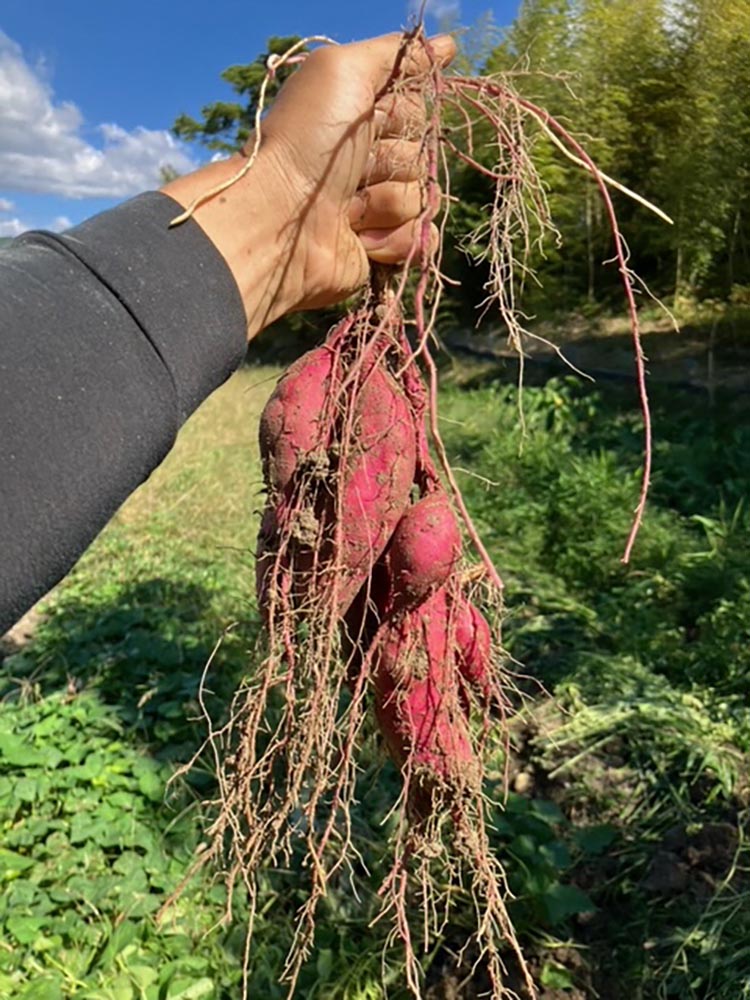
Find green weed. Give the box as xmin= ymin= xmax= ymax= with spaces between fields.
xmin=2 ymin=366 xmax=750 ymax=998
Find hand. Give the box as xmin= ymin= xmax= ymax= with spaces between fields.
xmin=260 ymin=32 xmax=456 ymax=308
xmin=162 ymin=32 xmax=455 ymax=338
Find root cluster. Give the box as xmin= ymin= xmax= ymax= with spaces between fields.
xmin=165 ymin=25 xmax=664 ymax=1000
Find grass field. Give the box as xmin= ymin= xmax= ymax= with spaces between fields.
xmin=2 ymin=362 xmax=750 ymax=999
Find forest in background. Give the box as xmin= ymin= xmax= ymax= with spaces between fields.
xmin=454 ymin=0 xmax=750 ymax=316
xmin=173 ymin=0 xmax=750 ymax=326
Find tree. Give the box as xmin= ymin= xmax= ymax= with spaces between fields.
xmin=658 ymin=0 xmax=750 ymax=298
xmin=466 ymin=0 xmax=750 ymax=306
xmin=172 ymin=36 xmax=304 ymax=154
xmin=173 ymin=12 xmax=750 ymax=332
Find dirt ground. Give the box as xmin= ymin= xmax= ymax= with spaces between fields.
xmin=447 ymin=310 xmax=750 ymax=396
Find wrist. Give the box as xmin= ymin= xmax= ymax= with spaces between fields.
xmin=161 ymin=146 xmax=304 ymax=340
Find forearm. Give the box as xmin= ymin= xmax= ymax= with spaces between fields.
xmin=0 ymin=192 xmax=247 ymax=633
xmin=0 ymin=32 xmax=453 ymax=634
xmin=162 ymin=147 xmax=305 ymax=338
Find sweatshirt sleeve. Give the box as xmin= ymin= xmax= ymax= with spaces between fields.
xmin=0 ymin=191 xmax=248 ymax=634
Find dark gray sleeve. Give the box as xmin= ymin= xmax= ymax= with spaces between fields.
xmin=0 ymin=192 xmax=248 ymax=633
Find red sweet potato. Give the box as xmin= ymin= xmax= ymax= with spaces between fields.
xmin=257 ymin=351 xmax=417 ymax=617
xmin=455 ymin=597 xmax=492 ymax=701
xmin=381 ymin=490 xmax=462 ymax=613
xmin=335 ymin=366 xmax=417 ymax=609
xmin=372 ymin=587 xmax=478 ymax=808
xmin=259 ymin=346 xmax=334 ymax=494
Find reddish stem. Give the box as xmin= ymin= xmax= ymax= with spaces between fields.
xmin=452 ymin=77 xmax=652 ymax=562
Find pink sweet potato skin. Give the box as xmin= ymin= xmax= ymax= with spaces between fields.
xmin=336 ymin=366 xmax=417 ymax=609
xmin=257 ymin=354 xmax=417 ymax=618
xmin=259 ymin=347 xmax=333 ymax=494
xmin=455 ymin=598 xmax=492 ymax=699
xmin=382 ymin=491 xmax=462 ymax=613
xmin=372 ymin=588 xmax=476 ymax=792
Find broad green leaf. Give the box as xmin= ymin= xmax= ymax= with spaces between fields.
xmin=540 ymin=961 xmax=575 ymax=989
xmin=7 ymin=914 xmax=45 ymax=945
xmin=541 ymin=883 xmax=596 ymax=926
xmin=0 ymin=973 xmax=21 ymax=993
xmin=0 ymin=849 xmax=35 ymax=879
xmin=573 ymin=824 xmax=618 ymax=855
xmin=8 ymin=880 xmax=37 ymax=907
xmin=105 ymin=973 xmax=136 ymax=1000
xmin=69 ymin=812 xmax=99 ymax=845
xmin=14 ymin=776 xmax=40 ymax=802
xmin=137 ymin=767 xmax=164 ymax=803
xmin=18 ymin=975 xmax=64 ymax=1000
xmin=95 ymin=921 xmax=140 ymax=969
xmin=530 ymin=799 xmax=565 ymax=824
xmin=316 ymin=947 xmax=333 ymax=980
xmin=0 ymin=732 xmax=46 ymax=768
xmin=541 ymin=839 xmax=572 ymax=871
xmin=128 ymin=964 xmax=159 ymax=991
xmin=165 ymin=977 xmax=215 ymax=999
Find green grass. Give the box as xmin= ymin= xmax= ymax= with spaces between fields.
xmin=2 ymin=364 xmax=750 ymax=998
xmin=0 ymin=369 xmax=276 ymax=1000
xmin=438 ymin=368 xmax=750 ymax=997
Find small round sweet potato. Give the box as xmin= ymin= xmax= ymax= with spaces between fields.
xmin=383 ymin=491 xmax=462 ymax=613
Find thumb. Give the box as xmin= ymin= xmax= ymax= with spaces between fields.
xmin=350 ymin=32 xmax=456 ymax=97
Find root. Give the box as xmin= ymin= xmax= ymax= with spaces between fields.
xmin=375 ymin=720 xmax=533 ymax=1000
xmin=165 ymin=24 xmax=675 ymax=1000
xmin=169 ymin=36 xmax=339 ymax=227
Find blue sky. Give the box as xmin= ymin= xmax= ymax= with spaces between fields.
xmin=0 ymin=0 xmax=520 ymax=236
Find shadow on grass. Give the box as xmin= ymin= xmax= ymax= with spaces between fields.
xmin=0 ymin=576 xmax=259 ymax=765
xmin=3 ymin=370 xmax=750 ymax=997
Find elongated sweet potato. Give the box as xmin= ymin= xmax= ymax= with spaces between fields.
xmin=259 ymin=346 xmax=334 ymax=495
xmin=455 ymin=597 xmax=492 ymax=701
xmin=335 ymin=366 xmax=417 ymax=610
xmin=257 ymin=349 xmax=417 ymax=618
xmin=372 ymin=587 xmax=478 ymax=811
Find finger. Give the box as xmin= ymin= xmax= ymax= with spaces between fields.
xmin=374 ymin=90 xmax=427 ymax=139
xmin=363 ymin=139 xmax=424 ymax=185
xmin=350 ymin=33 xmax=456 ymax=94
xmin=422 ymin=34 xmax=457 ymax=70
xmin=389 ymin=33 xmax=457 ymax=80
xmin=359 ymin=220 xmax=439 ymax=265
xmin=350 ymin=181 xmax=424 ymax=232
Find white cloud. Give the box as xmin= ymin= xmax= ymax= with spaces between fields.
xmin=0 ymin=213 xmax=76 ymax=237
xmin=0 ymin=31 xmax=199 ymax=199
xmin=0 ymin=197 xmax=14 ymax=212
xmin=0 ymin=211 xmax=86 ymax=238
xmin=0 ymin=217 xmax=26 ymax=237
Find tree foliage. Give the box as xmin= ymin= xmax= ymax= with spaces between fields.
xmin=174 ymin=7 xmax=750 ymax=323
xmin=481 ymin=0 xmax=750 ymax=306
xmin=172 ymin=36 xmax=304 ymax=154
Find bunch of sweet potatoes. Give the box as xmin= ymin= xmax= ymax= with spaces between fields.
xmin=256 ymin=323 xmax=496 ymax=814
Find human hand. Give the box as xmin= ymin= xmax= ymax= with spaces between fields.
xmin=259 ymin=32 xmax=456 ymax=309
xmin=162 ymin=32 xmax=455 ymax=337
